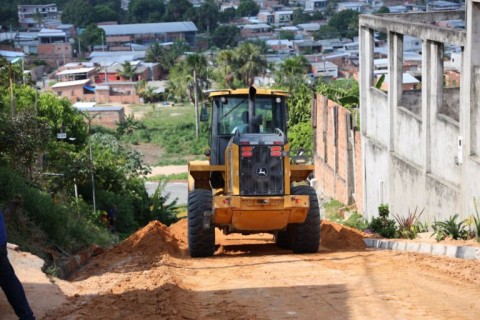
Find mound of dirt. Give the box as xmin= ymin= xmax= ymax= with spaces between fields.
xmin=72 ymin=221 xmax=185 ymax=280
xmin=320 ymin=220 xmax=366 ymax=251
xmin=168 ymin=218 xmax=189 ymax=251
xmin=113 ymin=220 xmax=181 ymax=256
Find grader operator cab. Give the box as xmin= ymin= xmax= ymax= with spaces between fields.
xmin=187 ymin=87 xmax=320 ymax=257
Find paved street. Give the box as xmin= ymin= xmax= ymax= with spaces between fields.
xmin=145 ymin=181 xmax=188 ymax=205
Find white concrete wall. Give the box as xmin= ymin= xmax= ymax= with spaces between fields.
xmin=395 ymin=108 xmax=423 ymax=167
xmin=359 ymin=5 xmax=478 ymax=221
xmin=363 ymin=141 xmax=390 ymax=219
xmin=430 ymin=115 xmax=461 ymax=185
xmin=366 ymin=88 xmax=389 ymax=146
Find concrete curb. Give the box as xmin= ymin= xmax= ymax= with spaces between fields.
xmin=364 ymin=238 xmax=480 ymax=261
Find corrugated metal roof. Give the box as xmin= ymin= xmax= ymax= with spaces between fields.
xmin=57 ymin=67 xmax=95 ymax=75
xmin=99 ymin=22 xmax=197 ymax=36
xmin=51 ymin=79 xmax=90 ymax=88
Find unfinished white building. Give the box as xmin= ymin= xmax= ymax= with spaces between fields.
xmin=359 ymin=0 xmax=480 ymax=221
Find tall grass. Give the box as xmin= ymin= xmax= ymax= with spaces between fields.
xmin=120 ymin=105 xmax=209 ymax=163
xmin=0 ymin=168 xmax=116 ymax=255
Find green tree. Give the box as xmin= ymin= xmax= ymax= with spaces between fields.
xmin=146 ymin=41 xmax=190 ymax=76
xmin=167 ymin=54 xmax=208 ymax=101
xmin=0 ymin=6 xmax=18 ymax=27
xmin=278 ymin=30 xmax=296 ymax=41
xmin=324 ymin=0 xmax=341 ymax=17
xmin=328 ymin=9 xmax=359 ymax=39
xmin=288 ymin=81 xmax=314 ymax=127
xmin=211 ymin=25 xmax=239 ymax=49
xmin=78 ymin=24 xmax=106 ymax=52
xmin=192 ymin=0 xmax=219 ymax=33
xmin=313 ymin=25 xmax=339 ymax=40
xmin=163 ymin=0 xmax=193 ymax=21
xmin=128 ymin=0 xmax=165 ymax=23
xmin=94 ymin=4 xmax=120 ymax=23
xmin=119 ymin=61 xmax=137 ymax=81
xmin=232 ymin=43 xmax=267 ymax=86
xmin=219 ymin=7 xmax=236 ymax=23
xmin=236 ymin=0 xmax=260 ymax=17
xmin=61 ymin=0 xmax=95 ymax=27
xmin=0 ymin=112 xmax=50 ymax=177
xmin=376 ymin=6 xmax=390 ymax=13
xmin=274 ymin=56 xmax=311 ymax=90
xmin=316 ymin=79 xmax=359 ymax=109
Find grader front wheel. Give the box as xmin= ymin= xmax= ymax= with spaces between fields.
xmin=187 ymin=189 xmax=215 ymax=257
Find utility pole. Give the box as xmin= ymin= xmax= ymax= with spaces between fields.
xmin=89 ymin=143 xmax=96 ymax=213
xmin=194 ymin=70 xmax=199 ymax=139
xmin=8 ymin=62 xmax=15 ymax=118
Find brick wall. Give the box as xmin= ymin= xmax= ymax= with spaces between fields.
xmin=313 ymin=94 xmax=363 ymax=213
xmin=88 ymin=109 xmax=125 ymax=129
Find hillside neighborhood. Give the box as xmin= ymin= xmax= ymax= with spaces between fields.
xmin=2 ymin=0 xmax=474 ymax=220
xmin=2 ymin=1 xmax=480 ymax=319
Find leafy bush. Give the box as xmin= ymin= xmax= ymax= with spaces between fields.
xmin=148 ymin=180 xmax=179 ymax=226
xmin=344 ymin=212 xmax=368 ymax=231
xmin=323 ymin=199 xmax=345 ymax=220
xmin=367 ymin=204 xmax=397 ymax=238
xmin=368 ymin=216 xmax=397 ymax=238
xmin=288 ymin=122 xmax=313 ymax=154
xmin=473 ymin=198 xmax=480 ymax=242
xmin=392 ymin=207 xmax=424 ymax=239
xmin=378 ymin=203 xmax=389 ymax=218
xmin=431 ymin=214 xmax=469 ymax=241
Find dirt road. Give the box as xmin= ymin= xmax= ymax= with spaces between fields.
xmin=3 ymin=220 xmax=480 ymax=320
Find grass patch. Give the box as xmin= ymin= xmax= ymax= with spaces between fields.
xmin=120 ymin=104 xmax=209 ymax=164
xmin=147 ymin=172 xmax=188 ymax=181
xmin=323 ymin=199 xmax=345 ymax=219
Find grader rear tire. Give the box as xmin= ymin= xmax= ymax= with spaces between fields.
xmin=188 ymin=189 xmax=215 ymax=257
xmin=291 ymin=185 xmax=320 ymax=253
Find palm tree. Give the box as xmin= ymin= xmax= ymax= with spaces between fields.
xmin=216 ymin=49 xmax=235 ymax=88
xmin=119 ymin=61 xmax=137 ymax=81
xmin=167 ymin=53 xmax=208 ymax=138
xmin=232 ymin=43 xmax=267 ymax=87
xmin=145 ymin=43 xmax=164 ymax=63
xmin=275 ymin=56 xmax=311 ymax=90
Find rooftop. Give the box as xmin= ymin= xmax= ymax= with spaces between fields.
xmin=99 ymin=22 xmax=198 ymax=36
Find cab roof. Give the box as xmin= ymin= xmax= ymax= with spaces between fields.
xmin=206 ymin=88 xmax=289 ymax=98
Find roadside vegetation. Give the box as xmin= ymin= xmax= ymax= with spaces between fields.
xmin=323 ymin=199 xmax=480 ymax=243
xmin=0 ymin=57 xmax=181 ymax=269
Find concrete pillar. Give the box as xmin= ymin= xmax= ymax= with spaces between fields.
xmin=388 ymin=32 xmax=404 ymax=152
xmin=359 ymin=26 xmax=374 ymax=216
xmin=422 ymin=40 xmax=444 ymax=175
xmin=359 ymin=26 xmax=374 ymax=136
xmin=460 ymin=0 xmax=480 ymax=215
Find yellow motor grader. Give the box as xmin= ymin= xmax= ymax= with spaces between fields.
xmin=187 ymin=87 xmax=320 ymax=257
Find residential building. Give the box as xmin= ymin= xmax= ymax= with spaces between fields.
xmin=258 ymin=11 xmax=274 ymax=24
xmin=311 ymin=61 xmax=338 ymax=78
xmin=273 ymin=10 xmax=293 ymax=25
xmin=337 ymin=2 xmax=367 ymax=12
xmin=239 ymin=24 xmax=272 ymax=39
xmin=17 ymin=4 xmax=60 ymax=29
xmin=99 ymin=22 xmax=198 ymax=51
xmin=426 ymin=0 xmax=462 ymax=11
xmin=37 ymin=29 xmax=73 ymax=67
xmin=304 ymin=0 xmax=328 ymax=12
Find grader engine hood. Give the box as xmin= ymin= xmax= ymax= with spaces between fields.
xmin=227 ymin=130 xmax=287 ymax=196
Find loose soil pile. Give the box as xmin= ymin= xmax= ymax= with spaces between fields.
xmin=320 ymin=220 xmax=367 ymax=251
xmin=5 ymin=216 xmax=480 ymax=320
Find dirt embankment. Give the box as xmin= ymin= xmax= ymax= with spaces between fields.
xmin=4 ymin=219 xmax=480 ymax=320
